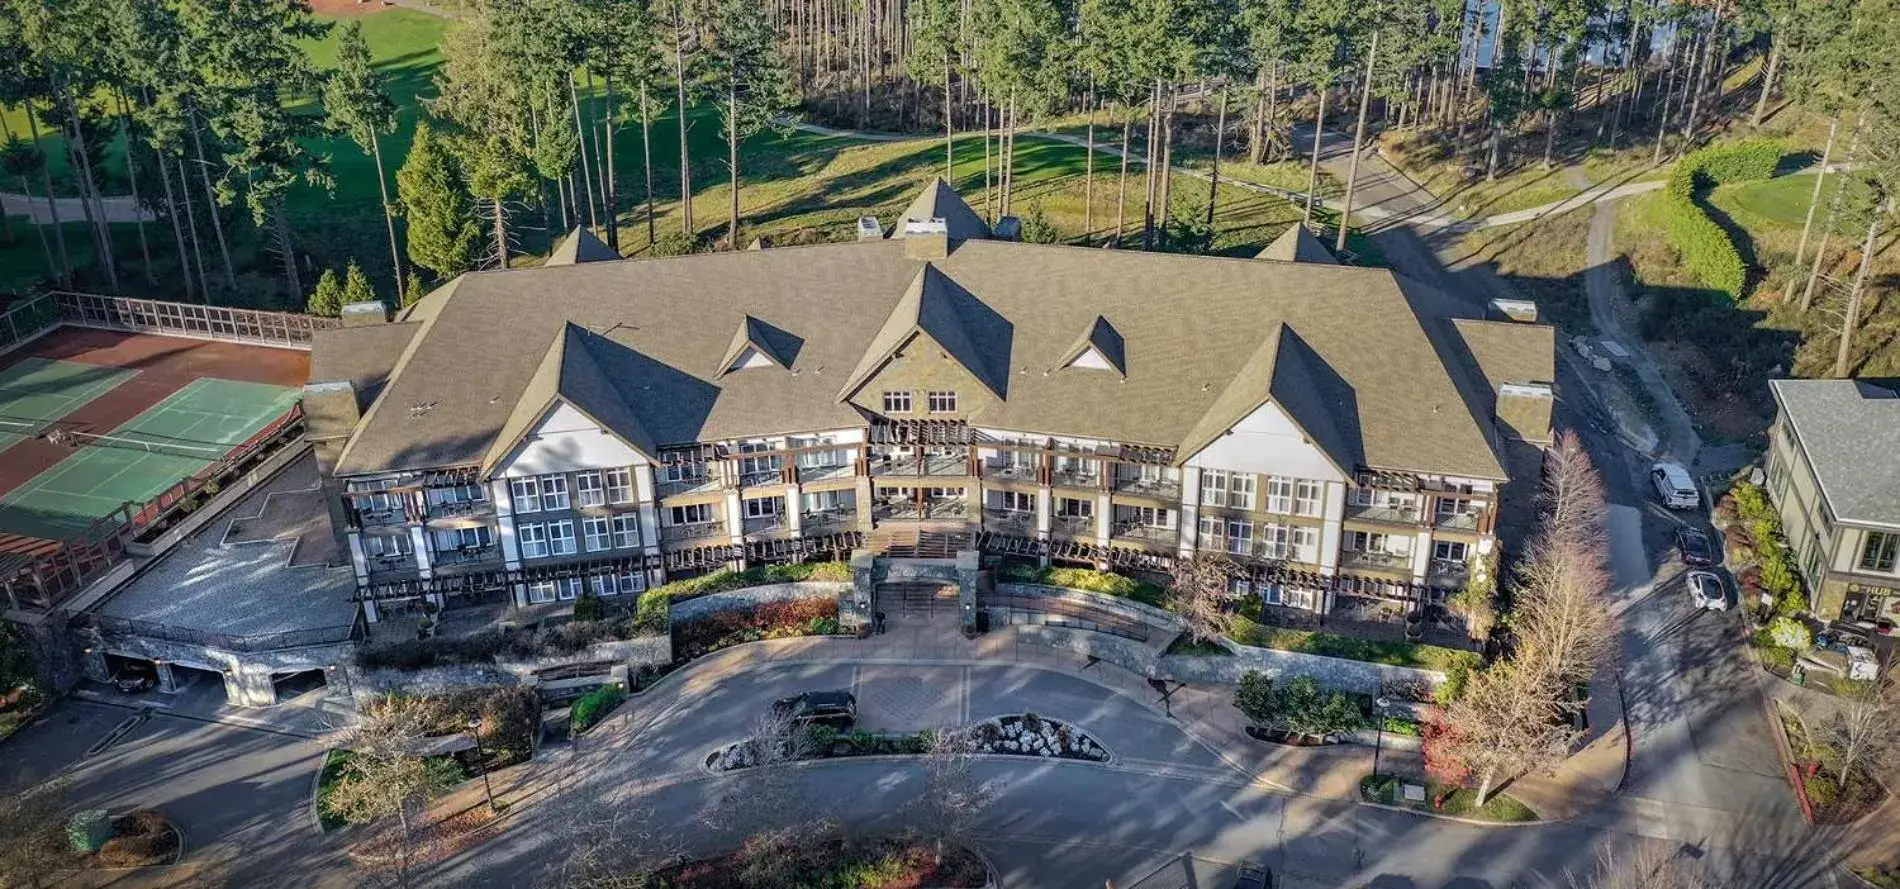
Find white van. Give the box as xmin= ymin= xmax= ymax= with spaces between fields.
xmin=1650 ymin=462 xmax=1699 ymax=510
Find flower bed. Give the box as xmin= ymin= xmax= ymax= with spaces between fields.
xmin=87 ymin=810 xmax=182 ymax=868
xmin=652 ymin=832 xmax=988 ymax=888
xmin=971 ymin=714 xmax=1108 ymax=761
xmin=672 ymin=597 xmax=841 ymax=661
xmin=1358 ymin=774 xmax=1539 ymax=823
xmin=708 ymin=713 xmax=1108 ymax=771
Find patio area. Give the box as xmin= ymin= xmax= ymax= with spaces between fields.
xmin=1256 ymin=594 xmax=1479 ymax=652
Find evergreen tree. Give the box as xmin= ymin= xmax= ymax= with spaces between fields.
xmin=403 ymin=272 xmax=431 ymax=308
xmin=434 ymin=0 xmax=536 ymax=266
xmin=969 ymin=0 xmax=1074 ymax=217
xmin=342 ymin=260 xmax=378 ymax=306
xmin=599 ymin=0 xmax=665 ymax=246
xmin=396 ymin=121 xmax=483 ymax=281
xmin=306 ymin=267 xmax=343 ymax=317
xmin=690 ymin=0 xmax=796 ymax=247
xmin=909 ymin=0 xmax=963 ymax=179
xmin=324 ymin=20 xmax=404 ymax=300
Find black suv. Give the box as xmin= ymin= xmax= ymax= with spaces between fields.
xmin=1233 ymin=864 xmax=1274 ymax=889
xmin=112 ymin=662 xmax=158 ymax=694
xmin=771 ymin=690 xmax=857 ymax=727
xmin=1676 ymin=527 xmax=1716 ymax=568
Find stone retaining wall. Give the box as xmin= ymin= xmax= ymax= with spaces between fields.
xmin=992 ymin=583 xmax=1183 ymax=632
xmin=349 ymin=634 xmax=672 ymax=701
xmin=670 ymin=582 xmax=851 ymax=622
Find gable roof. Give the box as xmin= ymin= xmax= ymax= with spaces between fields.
xmin=837 ymin=263 xmax=1007 ymax=402
xmin=1175 ymin=324 xmax=1356 ymax=476
xmin=888 ymin=178 xmax=989 ymax=241
xmin=1256 ymin=224 xmax=1338 ymax=264
xmin=1057 ymin=316 xmax=1127 ymax=376
xmin=547 ymin=227 xmax=620 ymax=266
xmin=717 ymin=314 xmax=802 ymax=376
xmin=1770 ymin=379 xmax=1900 ymax=528
xmin=479 ymin=323 xmax=658 ymax=477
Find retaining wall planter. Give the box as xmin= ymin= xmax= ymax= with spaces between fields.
xmin=669 ymin=582 xmax=851 ymax=622
xmin=994 ymin=583 xmax=1185 ymax=631
xmin=1016 ymin=625 xmax=1447 ymax=696
xmin=350 ymin=634 xmax=670 ymax=700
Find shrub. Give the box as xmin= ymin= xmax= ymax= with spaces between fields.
xmin=1435 ymin=659 xmax=1472 ymax=705
xmin=649 ymin=562 xmax=852 ymax=604
xmin=1381 ymin=715 xmax=1424 ymax=737
xmin=1805 ymin=772 xmax=1841 ymax=808
xmin=1234 ymin=670 xmax=1275 ymax=725
xmin=570 ymin=685 xmax=628 ymax=734
xmin=998 ymin=563 xmax=1166 ymax=606
xmin=1658 ymin=140 xmax=1784 ymax=298
xmin=1768 ymin=616 xmax=1813 ymax=651
xmin=571 ymin=593 xmax=603 ymax=623
xmin=671 ymin=597 xmax=841 ymax=659
xmin=634 ymin=588 xmax=671 ymax=633
xmin=1758 ymin=645 xmax=1795 ymax=674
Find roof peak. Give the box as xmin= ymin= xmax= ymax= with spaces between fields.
xmin=547 ymin=227 xmax=621 ymax=266
xmin=889 ymin=178 xmax=989 ymax=241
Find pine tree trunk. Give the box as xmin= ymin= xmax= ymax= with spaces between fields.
xmin=943 ymin=53 xmax=955 ymax=179
xmin=1752 ymin=35 xmax=1780 ymax=126
xmin=370 ymin=135 xmax=404 ymax=300
xmin=642 ymin=82 xmax=657 ymax=246
xmin=493 ymin=196 xmax=508 ymax=266
xmin=1084 ymin=80 xmax=1096 ymax=237
xmin=1156 ymin=98 xmax=1174 ymax=248
xmin=1249 ymin=66 xmax=1268 ymax=164
xmin=1784 ymin=114 xmax=1838 ymax=300
xmin=16 ymin=174 xmax=58 ymax=285
xmin=113 ymin=91 xmax=153 ymax=284
xmin=1206 ymin=86 xmax=1226 ymax=227
xmin=1679 ymin=29 xmax=1705 ymax=140
xmin=1115 ymin=112 xmax=1130 ymax=244
xmin=1265 ymin=64 xmax=1279 ymax=161
xmin=175 ymin=156 xmax=209 ymax=299
xmin=572 ymin=74 xmax=599 ymax=230
xmin=675 ymin=22 xmax=695 ymax=236
xmin=1833 ymin=202 xmax=1886 ymax=378
xmin=604 ymin=72 xmax=620 ymax=253
xmin=1652 ymin=40 xmax=1678 ymax=164
xmin=1141 ymin=81 xmax=1159 ymax=249
xmin=982 ymin=91 xmax=992 ymax=221
xmin=1002 ymin=90 xmax=1016 ymax=216
xmin=727 ymin=85 xmax=741 ymax=248
xmin=189 ymin=104 xmax=236 ymax=289
xmin=272 ymin=198 xmax=302 ymax=301
xmin=1337 ymin=33 xmax=1378 ymax=253
xmin=23 ymin=105 xmax=72 ymax=284
xmin=63 ymin=89 xmax=120 ymax=294
xmin=1303 ymin=86 xmax=1328 ymax=226
xmin=154 ymin=147 xmax=194 ymax=301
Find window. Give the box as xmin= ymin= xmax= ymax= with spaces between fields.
xmin=1260 ymin=584 xmax=1317 ymax=609
xmin=804 ymin=490 xmax=854 ymax=513
xmin=669 ymin=503 xmax=714 ymax=525
xmin=518 ymin=523 xmax=549 ymax=558
xmin=1056 ymin=497 xmax=1093 ymax=518
xmin=1201 ymin=470 xmax=1229 ymax=507
xmin=1293 ymin=480 xmax=1322 ymax=517
xmin=1436 ymin=497 xmax=1475 ymax=519
xmin=527 ymin=578 xmax=585 ymax=604
xmin=1257 ymin=524 xmax=1316 ymax=561
xmin=435 ymin=526 xmax=493 ymax=552
xmin=927 ymin=391 xmax=958 ymax=413
xmin=426 ymin=484 xmax=485 ymax=507
xmin=575 ymin=472 xmax=605 ymax=507
xmin=547 ymin=520 xmax=577 ymax=555
xmin=882 ymin=391 xmax=913 ymax=413
xmin=1265 ymin=476 xmax=1293 ymax=513
xmin=540 ymin=475 xmax=570 ymax=510
xmin=358 ymin=491 xmax=401 ymax=514
xmin=364 ymin=534 xmax=410 ymax=558
xmin=583 ymin=517 xmax=612 ymax=552
xmin=1229 ymin=578 xmax=1253 ymax=597
xmin=743 ymin=496 xmax=783 ymax=519
xmin=1346 ymin=530 xmax=1410 ymax=555
xmin=592 ymin=572 xmax=646 ymax=597
xmin=604 ymin=468 xmax=635 ymax=503
xmin=1434 ymin=540 xmax=1469 ymax=563
xmin=999 ymin=490 xmax=1036 ymax=512
xmin=738 ymin=442 xmax=782 ymax=481
xmin=1124 ymin=506 xmax=1172 ymax=529
xmin=663 ymin=455 xmax=707 ymax=484
xmin=510 ymin=478 xmax=541 ymax=513
xmin=527 ymin=581 xmax=557 ymax=604
xmin=1862 ymin=532 xmax=1899 ymax=573
xmin=612 ymin=515 xmax=641 ymax=548
xmin=1199 ymin=518 xmax=1253 ymax=555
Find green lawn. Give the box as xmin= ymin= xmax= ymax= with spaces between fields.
xmin=1229 ymin=617 xmax=1483 ymax=673
xmin=1359 ymin=774 xmax=1540 ymax=823
xmin=1709 ymin=172 xmax=1856 ymax=236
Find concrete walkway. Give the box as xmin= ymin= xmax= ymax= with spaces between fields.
xmin=0 ymin=190 xmax=154 ymax=224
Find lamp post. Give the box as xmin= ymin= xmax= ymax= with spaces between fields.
xmin=467 ymin=716 xmax=497 ymax=814
xmin=1371 ymin=696 xmax=1391 ymax=780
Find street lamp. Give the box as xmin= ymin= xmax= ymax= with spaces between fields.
xmin=467 ymin=716 xmax=497 ymax=814
xmin=1371 ymin=696 xmax=1391 ymax=780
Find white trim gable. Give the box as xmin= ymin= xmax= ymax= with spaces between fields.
xmin=727 ymin=345 xmax=776 ymax=372
xmin=1182 ymin=400 xmax=1347 ymax=483
xmin=495 ymin=401 xmax=650 ymax=477
xmin=1066 ymin=345 xmax=1116 ymax=371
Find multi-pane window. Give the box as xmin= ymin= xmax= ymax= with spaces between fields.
xmin=528 ymin=578 xmax=586 ymax=604
xmin=1199 ymin=517 xmax=1252 ymax=555
xmin=883 ymin=391 xmax=913 ymax=413
xmin=663 ymin=455 xmax=707 ymax=484
xmin=1257 ymin=524 xmax=1316 ymax=561
xmin=739 ymin=442 xmax=782 ymax=480
xmin=999 ymin=490 xmax=1036 ymax=512
xmin=670 ymin=503 xmax=714 ymax=525
xmin=510 ymin=478 xmax=541 ymax=513
xmin=548 ymin=520 xmax=577 ymax=556
xmin=583 ymin=517 xmax=612 ymax=552
xmin=1264 ymin=476 xmax=1293 ymax=513
xmin=927 ymin=391 xmax=958 ymax=413
xmin=1434 ymin=540 xmax=1470 ymax=563
xmin=1293 ymin=480 xmax=1322 ymax=517
xmin=604 ymin=468 xmax=635 ymax=503
xmin=1862 ymin=532 xmax=1899 ymax=573
xmin=1229 ymin=578 xmax=1254 ymax=597
xmin=1346 ymin=530 xmax=1411 ymax=555
xmin=591 ymin=572 xmax=647 ymax=597
xmin=518 ymin=523 xmax=550 ymax=558
xmin=1056 ymin=497 xmax=1093 ymax=518
xmin=435 ymin=526 xmax=493 ymax=552
xmin=1202 ymin=470 xmax=1258 ymax=509
xmin=575 ymin=472 xmax=605 ymax=507
xmin=1126 ymin=506 xmax=1172 ymax=528
xmin=1263 ymin=584 xmax=1318 ymax=609
xmin=426 ymin=484 xmax=485 ymax=507
xmin=364 ymin=534 xmax=410 ymax=558
xmin=1201 ymin=470 xmax=1229 ymax=507
xmin=540 ymin=475 xmax=570 ymax=510
xmin=611 ymin=515 xmax=640 ymax=548
xmin=803 ymin=489 xmax=854 ymax=513
xmin=743 ymin=496 xmax=782 ymax=518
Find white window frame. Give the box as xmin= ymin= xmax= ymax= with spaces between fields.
xmin=1055 ymin=497 xmax=1092 ymax=518
xmin=436 ymin=526 xmax=493 ymax=552
xmin=575 ymin=472 xmax=605 ymax=508
xmin=547 ymin=520 xmax=577 ymax=556
xmin=1225 ymin=520 xmax=1253 ymax=555
xmin=1433 ymin=540 xmax=1469 ymax=562
xmin=883 ymin=390 xmax=913 ymax=413
xmin=1291 ymin=526 xmax=1319 ymax=563
xmin=592 ymin=571 xmax=646 ymax=597
xmin=527 ymin=580 xmax=558 ymax=604
xmin=539 ymin=475 xmax=570 ymax=511
xmin=663 ymin=456 xmax=706 ymax=484
xmin=1264 ymin=476 xmax=1292 ymax=513
xmin=611 ymin=514 xmax=641 ymax=548
xmin=1000 ymin=490 xmax=1036 ymax=513
xmin=743 ymin=496 xmax=782 ymax=519
xmin=604 ymin=467 xmax=635 ymax=503
xmin=510 ymin=478 xmax=541 ymax=513
xmin=365 ymin=534 xmax=410 ymax=557
xmin=583 ymin=517 xmax=612 ymax=552
xmin=1293 ymin=480 xmax=1322 ymax=517
xmin=1201 ymin=470 xmax=1229 ymax=507
xmin=1259 ymin=523 xmax=1292 ymax=559
xmin=927 ymin=390 xmax=958 ymax=413
xmin=669 ymin=503 xmax=714 ymax=526
xmin=519 ymin=523 xmax=550 ymax=558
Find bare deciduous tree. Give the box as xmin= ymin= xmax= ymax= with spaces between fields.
xmin=1565 ymin=843 xmax=1720 ymax=889
xmin=910 ymin=727 xmax=994 ymax=866
xmin=1437 ymin=663 xmax=1580 ymax=807
xmin=1515 ymin=429 xmax=1616 ymax=691
xmin=325 ymin=696 xmax=461 ymax=889
xmin=1540 ymin=430 xmax=1608 ymax=553
xmin=702 ymin=707 xmax=827 ymax=875
xmin=1822 ymin=677 xmax=1900 ymax=791
xmin=1170 ymin=552 xmax=1237 ymax=644
xmin=0 ymin=777 xmax=72 ymax=889
xmin=544 ymin=796 xmax=680 ymax=889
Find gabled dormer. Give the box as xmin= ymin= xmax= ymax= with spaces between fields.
xmin=716 ymin=314 xmax=801 ymax=377
xmin=837 ymin=264 xmax=1009 ymax=416
xmin=481 ymin=323 xmax=657 ymax=478
xmin=1057 ymin=315 xmax=1127 ymax=377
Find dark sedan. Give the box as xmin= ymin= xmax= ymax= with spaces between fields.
xmin=1677 ymin=527 xmax=1716 ymax=567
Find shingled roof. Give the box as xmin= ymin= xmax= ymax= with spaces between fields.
xmin=323 ymin=185 xmax=1528 ymax=482
xmin=480 ymin=324 xmax=659 ymax=475
xmin=888 ymin=177 xmax=989 ymax=241
xmin=1256 ymin=224 xmax=1338 ymax=264
xmin=547 ymin=227 xmax=620 ymax=265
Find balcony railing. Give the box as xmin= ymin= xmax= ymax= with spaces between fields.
xmin=1112 ymin=475 xmax=1181 ymax=500
xmin=426 ymin=498 xmax=491 ymax=519
xmin=657 ymin=475 xmax=721 ymax=497
xmin=879 ymin=499 xmax=969 ymax=520
xmin=872 ymin=454 xmax=967 ymax=477
xmin=738 ymin=467 xmax=785 ymax=487
xmin=1050 ymin=467 xmax=1100 ymax=489
xmin=796 ymin=462 xmax=855 ymax=483
xmin=355 ymin=505 xmax=409 ymax=527
xmin=367 ymin=551 xmax=417 ymax=573
xmin=1429 ymin=558 xmax=1470 ymax=579
xmin=984 ymin=508 xmax=1035 ymax=531
xmin=661 ymin=522 xmax=726 ymax=543
xmin=1051 ymin=513 xmax=1096 ymax=536
xmin=433 ymin=544 xmax=500 ymax=568
xmin=1341 ymin=550 xmax=1413 ymax=573
xmin=801 ymin=510 xmax=858 ymax=533
xmin=1346 ymin=503 xmax=1421 ymax=526
xmin=984 ymin=463 xmax=1038 ymax=483
xmin=1434 ymin=511 xmax=1481 ymax=532
xmin=1112 ymin=521 xmax=1177 ymax=543
xmin=742 ymin=514 xmax=788 ymax=537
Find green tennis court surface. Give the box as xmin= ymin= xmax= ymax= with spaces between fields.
xmin=0 ymin=378 xmax=300 ymax=541
xmin=0 ymin=358 xmax=137 ymax=452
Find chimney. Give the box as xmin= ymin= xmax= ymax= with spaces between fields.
xmin=302 ymin=381 xmax=362 ymax=476
xmin=1488 ymin=298 xmax=1539 ymax=323
xmin=340 ymin=301 xmax=390 ymax=328
xmin=902 ymin=218 xmax=949 ymax=261
xmin=855 ymin=216 xmax=884 ymax=241
xmin=1497 ymin=382 xmax=1555 ymax=445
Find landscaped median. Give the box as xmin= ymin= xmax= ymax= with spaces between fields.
xmin=1358 ymin=773 xmax=1539 ymax=823
xmin=707 ymin=713 xmax=1111 ymax=773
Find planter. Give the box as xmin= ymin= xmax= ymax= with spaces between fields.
xmin=1244 ymin=725 xmax=1336 ymax=747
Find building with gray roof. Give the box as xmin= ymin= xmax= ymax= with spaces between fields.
xmin=1765 ymin=379 xmax=1900 ymax=624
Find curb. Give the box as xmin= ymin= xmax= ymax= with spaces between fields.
xmin=1353 ymin=797 xmax=1548 ymax=828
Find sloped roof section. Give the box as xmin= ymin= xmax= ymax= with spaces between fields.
xmin=547 ymin=227 xmax=620 ymax=266
xmin=717 ymin=315 xmax=802 ymax=376
xmin=309 ymin=322 xmax=421 ymax=408
xmin=888 ymin=177 xmax=989 ymax=241
xmin=839 ymin=263 xmax=1008 ymax=401
xmin=1770 ymin=379 xmax=1900 ymax=528
xmin=1255 ymin=224 xmax=1338 ymax=264
xmin=480 ymin=323 xmax=657 ymax=476
xmin=1058 ymin=315 xmax=1127 ymax=376
xmin=1174 ymin=324 xmax=1356 ymax=475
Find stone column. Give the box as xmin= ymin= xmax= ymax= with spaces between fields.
xmin=847 ymin=550 xmax=877 ymax=633
xmin=154 ymin=661 xmax=179 ymax=693
xmin=222 ymin=662 xmax=278 ymax=708
xmin=955 ymin=550 xmax=981 ymax=632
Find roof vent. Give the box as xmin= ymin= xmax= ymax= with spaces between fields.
xmin=1489 ymin=298 xmax=1539 ymax=323
xmin=903 ymin=218 xmax=949 ymax=236
xmin=340 ymin=300 xmax=390 ymax=328
xmin=1500 ymin=382 xmax=1554 ymax=399
xmin=855 ymin=217 xmax=884 ymax=241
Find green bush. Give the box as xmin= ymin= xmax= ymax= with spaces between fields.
xmin=1234 ymin=624 xmax=1483 ymax=674
xmin=634 ymin=588 xmax=671 ymax=633
xmin=570 ymin=685 xmax=628 ymax=734
xmin=1234 ymin=670 xmax=1275 ymax=725
xmin=1659 ymin=140 xmax=1785 ymax=298
xmin=1758 ymin=645 xmax=1795 ymax=674
xmin=571 ymin=593 xmax=603 ymax=623
xmin=648 ymin=562 xmax=852 ymax=604
xmin=1435 ymin=658 xmax=1473 ymax=705
xmin=1768 ymin=616 xmax=1813 ymax=651
xmin=1805 ymin=772 xmax=1841 ymax=808
xmin=1380 ymin=715 xmax=1424 ymax=737
xmin=1690 ymin=139 xmax=1785 ymax=184
xmin=997 ymin=562 xmax=1166 ymax=606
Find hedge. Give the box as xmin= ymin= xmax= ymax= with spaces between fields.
xmin=1659 ymin=139 xmax=1785 ymax=299
xmin=996 ymin=562 xmax=1166 ymax=606
xmin=648 ymin=561 xmax=852 ymax=604
xmin=1230 ymin=618 xmax=1484 ymax=673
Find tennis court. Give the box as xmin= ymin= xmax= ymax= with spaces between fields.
xmin=0 ymin=378 xmax=301 ymax=540
xmin=0 ymin=357 xmax=138 ymax=452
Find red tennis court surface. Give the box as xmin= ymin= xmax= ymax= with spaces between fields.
xmin=0 ymin=328 xmax=309 ymax=559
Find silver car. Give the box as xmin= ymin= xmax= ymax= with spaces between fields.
xmin=1686 ymin=570 xmax=1728 ymax=611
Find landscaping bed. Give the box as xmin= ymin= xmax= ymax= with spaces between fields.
xmin=569 ymin=684 xmax=628 ymax=735
xmin=354 ymin=594 xmax=668 ymax=670
xmin=995 ymin=562 xmax=1165 ymax=607
xmin=1228 ymin=617 xmax=1482 ymax=673
xmin=1776 ymin=703 xmax=1889 ymax=824
xmin=672 ymin=597 xmax=842 ymax=661
xmin=1358 ymin=774 xmax=1539 ymax=823
xmin=316 ymin=748 xmax=469 ymax=832
xmin=656 ymin=562 xmax=852 ymax=603
xmin=709 ymin=713 xmax=1109 ymax=772
xmin=651 ymin=832 xmax=988 ymax=888
xmin=76 ymin=809 xmax=183 ymax=868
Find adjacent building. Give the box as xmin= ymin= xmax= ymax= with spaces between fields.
xmin=306 ymin=181 xmax=1555 ymax=632
xmin=1765 ymin=379 xmax=1900 ymax=624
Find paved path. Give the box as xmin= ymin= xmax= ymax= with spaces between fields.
xmin=0 ymin=190 xmax=154 ymax=224
xmin=1583 ymin=193 xmax=1704 ymax=465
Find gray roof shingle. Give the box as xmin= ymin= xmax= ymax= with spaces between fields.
xmin=1770 ymin=379 xmax=1900 ymax=528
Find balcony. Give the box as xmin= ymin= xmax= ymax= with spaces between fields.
xmin=661 ymin=522 xmax=726 ymax=544
xmin=1341 ymin=550 xmax=1414 ymax=573
xmin=1051 ymin=513 xmax=1096 ymax=537
xmin=801 ymin=510 xmax=859 ymax=534
xmin=1112 ymin=475 xmax=1181 ymax=500
xmin=742 ymin=514 xmax=789 ymax=538
xmin=984 ymin=508 xmax=1035 ymax=532
xmin=658 ymin=475 xmax=722 ymax=498
xmin=1112 ymin=522 xmax=1177 ymax=545
xmin=738 ymin=467 xmax=786 ymax=488
xmin=433 ymin=544 xmax=501 ymax=569
xmin=1434 ymin=510 xmax=1481 ymax=532
xmin=1050 ymin=466 xmax=1100 ymax=489
xmin=1346 ymin=503 xmax=1421 ymax=527
xmin=365 ymin=550 xmax=417 ymax=575
xmin=872 ymin=454 xmax=967 ymax=477
xmin=1429 ymin=558 xmax=1470 ymax=584
xmin=797 ymin=462 xmax=856 ymax=483
xmin=878 ymin=499 xmax=970 ymax=521
xmin=984 ymin=463 xmax=1039 ymax=484
xmin=354 ymin=505 xmax=409 ymax=528
xmin=426 ymin=498 xmax=492 ymax=520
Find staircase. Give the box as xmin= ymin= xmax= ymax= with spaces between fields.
xmin=871 ymin=526 xmax=972 ymax=559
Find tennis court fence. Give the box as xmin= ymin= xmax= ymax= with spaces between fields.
xmin=0 ymin=291 xmax=340 ymax=357
xmin=1 ymin=402 xmax=307 ymax=613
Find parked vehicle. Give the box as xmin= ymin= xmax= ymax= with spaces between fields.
xmin=771 ymin=690 xmax=857 ymax=727
xmin=1686 ymin=571 xmax=1728 ymax=611
xmin=1650 ymin=462 xmax=1699 ymax=510
xmin=1676 ymin=527 xmax=1716 ymax=567
xmin=1233 ymin=864 xmax=1274 ymax=889
xmin=112 ymin=662 xmax=158 ymax=693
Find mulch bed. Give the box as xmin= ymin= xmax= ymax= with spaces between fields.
xmin=656 ymin=835 xmax=987 ymax=889
xmin=93 ymin=810 xmax=182 ymax=868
